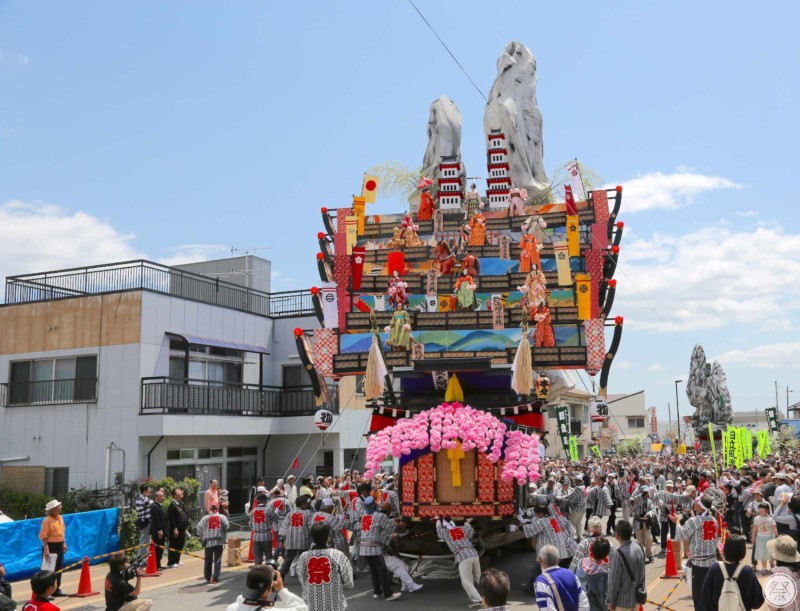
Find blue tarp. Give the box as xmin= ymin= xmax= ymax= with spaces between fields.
xmin=0 ymin=508 xmax=120 ymax=581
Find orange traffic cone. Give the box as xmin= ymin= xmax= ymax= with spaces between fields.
xmin=71 ymin=556 xmax=100 ymax=597
xmin=245 ymin=531 xmax=255 ymax=563
xmin=143 ymin=541 xmax=161 ymax=577
xmin=662 ymin=539 xmax=680 ymax=579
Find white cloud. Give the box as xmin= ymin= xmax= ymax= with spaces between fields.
xmin=613 ymin=170 xmax=741 ymax=212
xmin=736 ymin=211 xmax=758 ymax=218
xmin=648 ymin=364 xmax=664 ymax=372
xmin=714 ymin=343 xmax=800 ymax=369
xmin=614 ymin=360 xmax=633 ymax=370
xmin=16 ymin=53 xmax=29 ymax=66
xmin=0 ymin=200 xmax=144 ymax=287
xmin=615 ymin=223 xmax=800 ymax=332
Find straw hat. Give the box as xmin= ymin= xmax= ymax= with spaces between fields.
xmin=45 ymin=499 xmax=62 ymax=512
xmin=768 ymin=535 xmax=800 ymax=563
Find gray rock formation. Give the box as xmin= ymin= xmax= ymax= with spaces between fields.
xmin=419 ymin=96 xmax=464 ymax=211
xmin=484 ymin=41 xmax=549 ymax=195
xmin=686 ymin=344 xmax=733 ymax=430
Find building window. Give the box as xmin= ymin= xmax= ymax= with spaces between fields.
xmin=198 ymin=448 xmax=224 ymax=459
xmin=583 ymin=405 xmax=589 ymax=424
xmin=169 ymin=356 xmax=242 ymax=387
xmin=283 ymin=364 xmax=311 ymax=387
xmin=167 ymin=448 xmax=196 ymax=460
xmin=9 ymin=356 xmax=97 ymax=405
xmin=45 ymin=468 xmax=69 ymax=497
xmin=627 ymin=417 xmax=645 ymax=429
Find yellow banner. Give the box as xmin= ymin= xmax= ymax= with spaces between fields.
xmin=569 ymin=436 xmax=579 ymax=462
xmin=591 ymin=445 xmax=602 ymax=458
xmin=575 ymin=273 xmax=591 ymax=320
xmin=362 ymin=175 xmax=379 ymax=203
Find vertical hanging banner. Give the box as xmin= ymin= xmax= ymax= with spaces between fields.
xmin=433 ymin=209 xmax=444 ymax=235
xmin=569 ymin=436 xmax=579 ymax=462
xmin=564 ymin=185 xmax=578 ymax=216
xmin=566 ymin=215 xmax=580 ymax=257
xmin=727 ymin=427 xmax=737 ymax=467
xmin=722 ymin=431 xmax=729 ymax=466
xmin=345 ymin=216 xmax=358 ymax=254
xmin=320 ymin=282 xmax=339 ymax=329
xmin=733 ymin=427 xmax=744 ymax=468
xmin=766 ymin=407 xmax=780 ymax=433
xmin=555 ymin=406 xmax=571 ymax=456
xmin=426 ymin=268 xmax=438 ymax=297
xmin=353 ymin=196 xmax=367 ymax=235
xmin=566 ymin=160 xmax=587 ymax=202
xmin=499 ymin=235 xmax=511 ymax=260
xmin=553 ymin=241 xmax=572 ymax=286
xmin=351 ymin=246 xmax=365 ymax=291
xmin=362 ymin=175 xmax=380 ymax=203
xmin=591 ymin=445 xmax=602 ymax=458
xmin=708 ymin=424 xmax=718 ymax=479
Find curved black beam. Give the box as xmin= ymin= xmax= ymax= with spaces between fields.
xmin=603 ymin=248 xmax=619 ymax=280
xmin=601 ymin=280 xmax=617 ymax=318
xmin=318 ymin=235 xmax=333 ymax=257
xmin=321 ymin=208 xmax=336 ymax=238
xmin=317 ymin=255 xmax=333 ymax=282
xmin=612 ymin=222 xmax=624 ymax=248
xmin=295 ymin=332 xmax=322 ymax=399
xmin=607 ymin=186 xmax=623 ymax=240
xmin=311 ymin=291 xmax=324 ymax=326
xmin=599 ymin=317 xmax=623 ymax=397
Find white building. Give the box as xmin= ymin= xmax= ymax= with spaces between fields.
xmin=485 ymin=130 xmax=511 ymax=208
xmin=437 ymin=155 xmax=464 ymax=210
xmin=0 ymin=257 xmax=370 ymax=512
xmin=542 ymin=386 xmax=593 ymax=459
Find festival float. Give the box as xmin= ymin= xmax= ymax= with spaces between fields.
xmin=295 ymin=41 xmax=625 ymax=554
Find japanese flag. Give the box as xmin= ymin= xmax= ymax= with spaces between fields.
xmin=362 ymin=175 xmax=380 ymax=203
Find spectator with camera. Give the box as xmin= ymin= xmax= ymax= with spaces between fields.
xmin=104 ymin=552 xmax=153 ymax=611
xmin=226 ymin=564 xmax=308 ymax=611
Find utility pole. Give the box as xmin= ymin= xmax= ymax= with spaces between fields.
xmin=667 ymin=402 xmax=672 ymax=427
xmin=675 ymin=379 xmax=684 ymax=441
xmin=776 ymin=380 xmax=780 ymax=414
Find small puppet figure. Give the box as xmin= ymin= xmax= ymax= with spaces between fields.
xmin=524 ymin=268 xmax=548 ymax=314
xmin=507 ymin=185 xmax=528 ymax=217
xmin=519 ymin=232 xmax=541 ymax=273
xmin=461 ymin=251 xmax=481 ymax=277
xmin=417 ymin=187 xmax=435 ymax=221
xmin=521 ymin=215 xmax=548 ymax=246
xmin=453 ymin=269 xmax=478 ymax=311
xmin=387 ymin=271 xmax=408 ymax=310
xmin=434 ymin=240 xmax=456 ymax=276
xmin=464 ymin=183 xmax=482 ymax=219
xmin=533 ymin=301 xmax=555 ymax=347
xmin=467 ymin=210 xmax=486 ymax=247
xmin=387 ymin=211 xmax=424 ymax=249
xmin=385 ymin=307 xmax=412 ymax=351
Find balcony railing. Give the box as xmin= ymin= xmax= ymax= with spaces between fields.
xmin=140 ymin=377 xmax=336 ymax=417
xmin=1 ymin=378 xmax=99 ymax=407
xmin=4 ymin=260 xmax=313 ymax=319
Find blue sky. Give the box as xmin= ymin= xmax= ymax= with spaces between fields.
xmin=1 ymin=1 xmax=798 ymax=426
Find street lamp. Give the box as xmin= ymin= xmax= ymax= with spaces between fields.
xmin=675 ymin=378 xmax=684 ymax=441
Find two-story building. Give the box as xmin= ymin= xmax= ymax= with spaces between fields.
xmin=0 ymin=257 xmax=370 ymax=512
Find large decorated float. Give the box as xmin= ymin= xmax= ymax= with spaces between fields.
xmin=295 ymin=41 xmax=625 ymax=553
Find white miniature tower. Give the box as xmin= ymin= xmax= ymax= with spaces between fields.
xmin=437 ymin=155 xmax=464 ymax=211
xmin=486 ymin=129 xmax=511 ymax=209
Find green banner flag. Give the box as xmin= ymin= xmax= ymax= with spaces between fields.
xmin=569 ymin=436 xmax=579 ymax=462
xmin=722 ymin=431 xmax=728 ymax=465
xmin=591 ymin=445 xmax=602 ymax=458
xmin=743 ymin=429 xmax=753 ymax=460
xmin=734 ymin=427 xmax=744 ymax=468
xmin=708 ymin=423 xmax=719 ymax=479
xmin=555 ymin=406 xmax=571 ymax=456
xmin=766 ymin=407 xmax=780 ymax=433
xmin=727 ymin=426 xmax=737 ymax=467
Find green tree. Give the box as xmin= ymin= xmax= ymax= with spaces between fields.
xmin=366 ymin=161 xmax=424 ymax=209
xmin=617 ymin=435 xmax=645 ymax=457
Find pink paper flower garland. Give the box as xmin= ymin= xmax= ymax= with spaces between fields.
xmin=364 ymin=402 xmax=541 ymax=484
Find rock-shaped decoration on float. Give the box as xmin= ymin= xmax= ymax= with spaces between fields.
xmin=484 ymin=41 xmax=549 ymax=195
xmin=686 ymin=344 xmax=733 ymax=430
xmin=419 ymin=96 xmax=465 ymax=211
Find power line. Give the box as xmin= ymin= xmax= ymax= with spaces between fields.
xmin=406 ymin=0 xmax=488 ymax=103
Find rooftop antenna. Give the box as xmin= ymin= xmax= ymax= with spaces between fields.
xmin=230 ymin=246 xmax=272 ymax=289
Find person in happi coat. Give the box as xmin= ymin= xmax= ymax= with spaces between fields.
xmin=296 ymin=522 xmax=354 ymax=611
xmin=358 ymin=497 xmax=400 ymax=600
xmin=558 ymin=475 xmax=588 ymax=543
xmin=467 ymin=211 xmax=486 ymax=246
xmin=570 ymin=516 xmax=605 ymax=572
xmin=379 ymin=478 xmax=400 ymax=517
xmin=520 ymin=495 xmax=578 ymax=586
xmin=436 ymin=517 xmax=482 ymax=608
xmin=669 ymin=494 xmax=720 ymax=611
xmin=629 ymin=485 xmax=655 ymax=562
xmin=250 ymin=488 xmax=276 ymax=566
xmin=586 ymin=475 xmax=613 ymax=532
xmin=309 ymin=498 xmax=349 ymax=556
xmin=279 ymin=495 xmax=313 ymax=578
xmin=197 ymin=503 xmax=229 ymax=584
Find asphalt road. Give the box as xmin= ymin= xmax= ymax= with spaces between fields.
xmin=61 ymin=540 xmax=670 ymax=610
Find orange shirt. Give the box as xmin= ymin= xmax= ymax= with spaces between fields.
xmin=39 ymin=514 xmax=65 ymax=543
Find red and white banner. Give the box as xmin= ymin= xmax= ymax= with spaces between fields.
xmin=566 ymin=160 xmax=586 ymax=201
xmin=650 ymin=406 xmax=658 ymax=434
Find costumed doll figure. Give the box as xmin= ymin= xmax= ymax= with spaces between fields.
xmin=519 ymin=232 xmax=541 ymax=273
xmin=417 ymin=187 xmax=435 ymax=222
xmin=385 ymin=307 xmax=412 ymax=351
xmin=464 ymin=183 xmax=482 ymax=219
xmin=434 ymin=240 xmax=456 ymax=276
xmin=533 ymin=301 xmax=555 ymax=347
xmin=524 ymin=268 xmax=548 ymax=315
xmin=461 ymin=251 xmax=481 ymax=277
xmin=467 ymin=210 xmax=487 ymax=247
xmin=400 ymin=211 xmax=424 ymax=248
xmin=506 ymin=185 xmax=528 ymax=217
xmin=521 ymin=214 xmax=548 ymax=246
xmin=453 ymin=269 xmax=478 ymax=311
xmin=387 ymin=271 xmax=408 ymax=310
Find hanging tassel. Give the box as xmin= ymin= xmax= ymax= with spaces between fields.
xmin=364 ymin=334 xmax=387 ymax=400
xmin=511 ymin=328 xmax=533 ymax=396
xmin=444 ymin=373 xmax=464 ymax=403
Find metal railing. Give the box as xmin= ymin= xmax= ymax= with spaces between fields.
xmin=4 ymin=260 xmax=313 ymax=319
xmin=1 ymin=378 xmax=99 ymax=407
xmin=140 ymin=377 xmax=336 ymax=417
